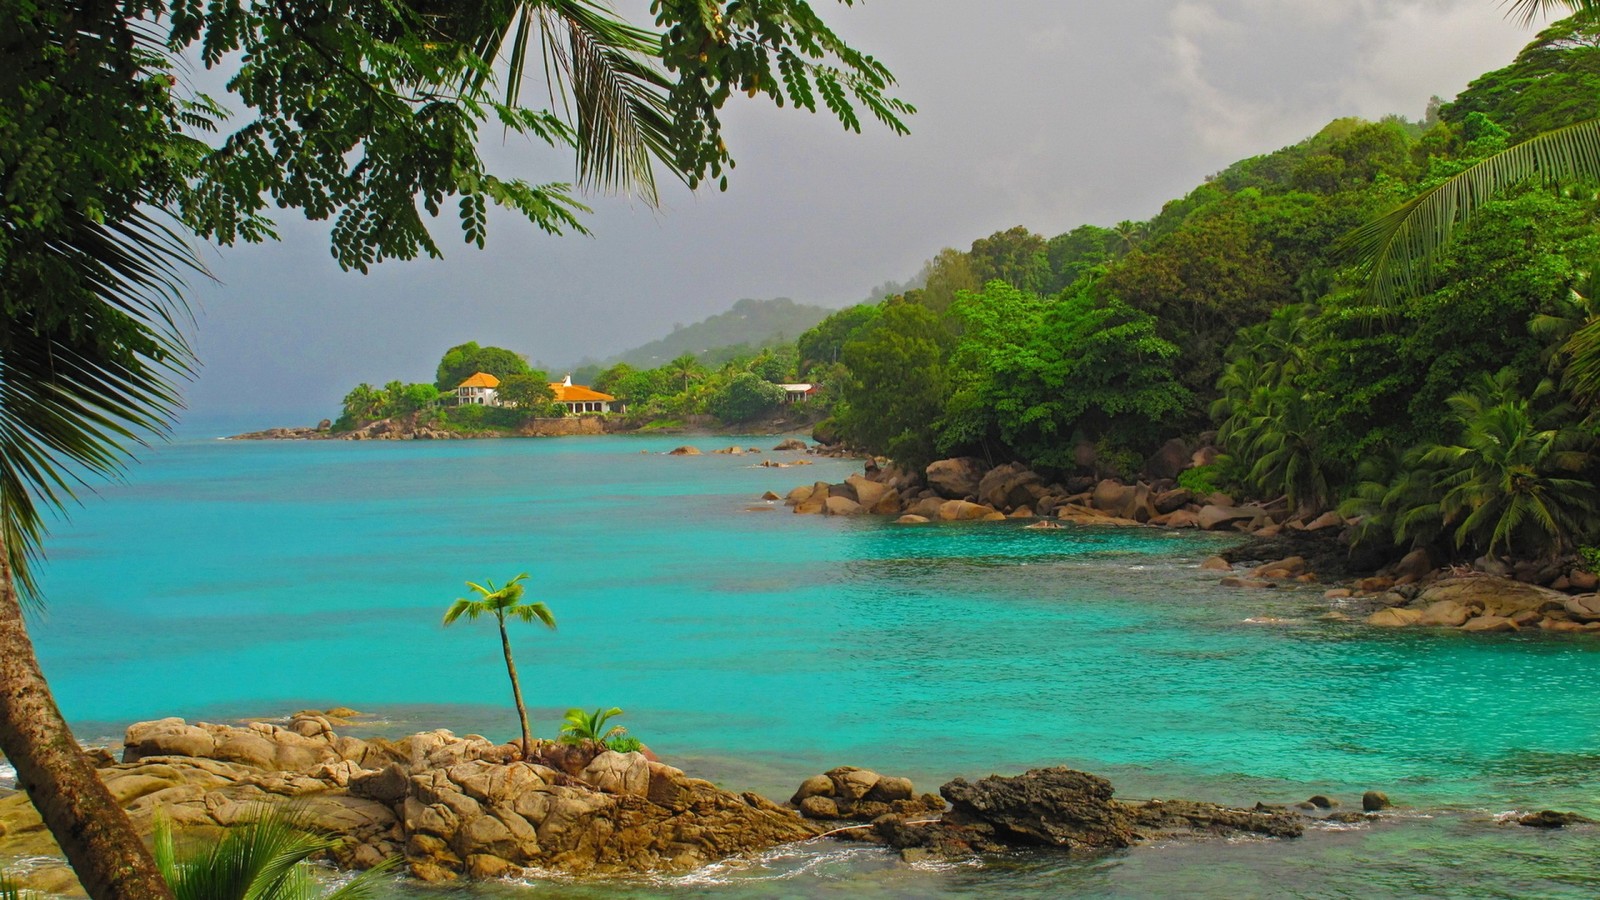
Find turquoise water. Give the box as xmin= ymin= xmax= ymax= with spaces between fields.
xmin=17 ymin=432 xmax=1600 ymax=896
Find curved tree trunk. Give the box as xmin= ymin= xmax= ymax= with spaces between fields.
xmin=0 ymin=538 xmax=172 ymax=899
xmin=498 ymin=617 xmax=533 ymax=756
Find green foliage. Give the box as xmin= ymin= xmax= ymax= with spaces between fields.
xmin=1578 ymin=544 xmax=1600 ymax=572
xmin=797 ymin=304 xmax=881 ymax=376
xmin=559 ymin=707 xmax=626 ymax=745
xmin=435 ymin=405 xmax=526 ymax=433
xmin=604 ymin=735 xmax=644 ymax=754
xmin=943 ymin=282 xmax=1190 ymax=470
xmin=152 ymin=804 xmax=396 ymax=899
xmin=1177 ymin=466 xmax=1220 ymax=495
xmin=968 ymin=227 xmax=1052 ymax=293
xmin=434 ymin=342 xmax=531 ymax=391
xmin=916 ymin=248 xmax=981 ymax=314
xmin=837 ymin=302 xmax=953 ymax=467
xmin=1443 ymin=15 xmax=1600 ymax=140
xmin=496 ymin=373 xmax=555 ymax=409
xmin=708 ymin=373 xmax=786 ymax=423
xmin=1342 ymin=371 xmax=1598 ymax=559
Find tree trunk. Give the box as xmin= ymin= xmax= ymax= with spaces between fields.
xmin=498 ymin=617 xmax=533 ymax=756
xmin=0 ymin=536 xmax=173 ymax=898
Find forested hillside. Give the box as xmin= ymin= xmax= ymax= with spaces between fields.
xmin=796 ymin=14 xmax=1600 ymax=566
xmin=575 ymin=297 xmax=841 ymax=373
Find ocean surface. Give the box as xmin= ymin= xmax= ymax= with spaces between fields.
xmin=10 ymin=427 xmax=1600 ymax=897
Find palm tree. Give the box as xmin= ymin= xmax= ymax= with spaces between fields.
xmin=442 ymin=574 xmax=556 ymax=756
xmin=1422 ymin=373 xmax=1597 ymax=558
xmin=152 ymin=805 xmax=396 ymax=900
xmin=558 ymin=707 xmax=626 ymax=746
xmin=1345 ymin=1 xmax=1600 ymax=301
xmin=665 ymin=353 xmax=704 ymax=394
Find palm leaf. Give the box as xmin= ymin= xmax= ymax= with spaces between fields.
xmin=1 ymin=206 xmax=198 ymax=605
xmin=1502 ymin=0 xmax=1600 ymax=26
xmin=1341 ymin=118 xmax=1600 ymax=303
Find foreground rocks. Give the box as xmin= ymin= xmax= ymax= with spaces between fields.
xmin=0 ymin=714 xmax=819 ymax=891
xmin=1354 ymin=575 xmax=1600 ymax=634
xmin=795 ymin=767 xmax=1305 ymax=861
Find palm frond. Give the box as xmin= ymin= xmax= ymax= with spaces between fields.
xmin=156 ymin=804 xmax=397 ymax=900
xmin=1502 ymin=0 xmax=1600 ymax=26
xmin=1 ymin=207 xmax=199 ymax=606
xmin=1341 ymin=118 xmax=1600 ymax=304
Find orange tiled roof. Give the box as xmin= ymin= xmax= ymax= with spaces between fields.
xmin=458 ymin=372 xmax=501 ymax=389
xmin=550 ymin=383 xmax=615 ymax=403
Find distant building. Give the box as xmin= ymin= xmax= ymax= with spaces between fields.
xmin=779 ymin=383 xmax=817 ymax=403
xmin=550 ymin=374 xmax=617 ymax=414
xmin=455 ymin=372 xmax=501 ymax=406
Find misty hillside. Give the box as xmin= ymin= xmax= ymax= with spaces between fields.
xmin=595 ymin=297 xmax=841 ymax=369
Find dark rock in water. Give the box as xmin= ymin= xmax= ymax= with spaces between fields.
xmin=1306 ymin=795 xmax=1338 ymax=809
xmin=1125 ymin=799 xmax=1303 ymax=839
xmin=1362 ymin=791 xmax=1391 ymax=811
xmin=863 ymin=767 xmax=1303 ymax=860
xmin=789 ymin=768 xmax=942 ymax=823
xmin=1518 ymin=810 xmax=1595 ymax=828
xmin=942 ymin=768 xmax=1135 ymax=850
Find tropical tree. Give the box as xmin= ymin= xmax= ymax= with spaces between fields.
xmin=558 ymin=707 xmax=627 ymax=746
xmin=664 ymin=353 xmax=706 ymax=394
xmin=708 ymin=373 xmax=786 ymax=422
xmin=1 ymin=1 xmax=906 ymax=893
xmin=152 ymin=805 xmax=396 ymax=900
xmin=442 ymin=574 xmax=556 ymax=756
xmin=1345 ymin=0 xmax=1600 ymax=300
xmin=495 ymin=373 xmax=556 ymax=409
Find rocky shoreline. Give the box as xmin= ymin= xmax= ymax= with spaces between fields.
xmin=20 ymin=713 xmax=1580 ymax=894
xmin=774 ymin=450 xmax=1600 ymax=636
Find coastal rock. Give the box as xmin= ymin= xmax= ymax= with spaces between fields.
xmin=942 ymin=768 xmax=1134 ymax=850
xmin=937 ymin=500 xmax=998 ymax=521
xmin=667 ymin=446 xmax=701 ymax=456
xmin=978 ymin=463 xmax=1046 ymax=512
xmin=823 ymin=496 xmax=864 ymax=516
xmin=1250 ymin=556 xmax=1306 ymax=580
xmin=1200 ymin=556 xmax=1233 ymax=572
xmin=1198 ymin=505 xmax=1267 ymax=532
xmin=895 ymin=514 xmax=930 ymax=524
xmin=1393 ymin=547 xmax=1435 ymax=582
xmin=1517 ymin=810 xmax=1595 ymax=828
xmin=1366 ymin=608 xmax=1423 ymax=627
xmin=1153 ymin=489 xmax=1194 ymax=514
xmin=1460 ymin=615 xmax=1518 ymax=633
xmin=1362 ymin=791 xmax=1391 ymax=812
xmin=789 ymin=769 xmax=941 ymax=822
xmin=1417 ymin=601 xmax=1473 ymax=627
xmin=1416 ymin=576 xmax=1565 ymax=618
xmin=846 ymin=474 xmax=891 ymax=511
xmin=773 ymin=438 xmax=808 ymax=451
xmin=1091 ymin=480 xmax=1150 ymax=522
xmin=4 ymin=718 xmax=827 ymax=889
xmin=925 ymin=457 xmax=987 ymax=500
xmin=1564 ymin=594 xmax=1600 ymax=621
xmin=1144 ymin=438 xmax=1191 ymax=481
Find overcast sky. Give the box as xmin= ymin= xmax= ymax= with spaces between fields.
xmin=181 ymin=0 xmax=1539 ymax=425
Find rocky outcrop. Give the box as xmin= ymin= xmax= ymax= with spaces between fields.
xmin=788 ymin=767 xmax=944 ymax=822
xmin=844 ymin=767 xmax=1302 ymax=861
xmin=1357 ymin=575 xmax=1600 ymax=634
xmin=0 ymin=715 xmax=820 ymax=892
xmin=925 ymin=457 xmax=987 ymax=500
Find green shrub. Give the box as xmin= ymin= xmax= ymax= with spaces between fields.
xmin=605 ymin=735 xmax=644 ymax=753
xmin=1178 ymin=465 xmax=1220 ymax=495
xmin=1579 ymin=545 xmax=1600 ymax=574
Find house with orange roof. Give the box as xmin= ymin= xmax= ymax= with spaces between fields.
xmin=455 ymin=372 xmax=501 ymax=406
xmin=550 ymin=374 xmax=617 ymax=414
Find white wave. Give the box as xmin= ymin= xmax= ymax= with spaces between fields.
xmin=0 ymin=759 xmax=14 ymax=791
xmin=502 ymin=843 xmax=881 ymax=890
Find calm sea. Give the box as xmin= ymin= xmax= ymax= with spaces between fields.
xmin=16 ymin=429 xmax=1600 ymax=897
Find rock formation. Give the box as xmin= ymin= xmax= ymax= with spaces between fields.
xmin=0 ymin=715 xmax=820 ymax=891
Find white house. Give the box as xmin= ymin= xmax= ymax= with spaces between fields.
xmin=779 ymin=383 xmax=817 ymax=403
xmin=455 ymin=372 xmax=501 ymax=406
